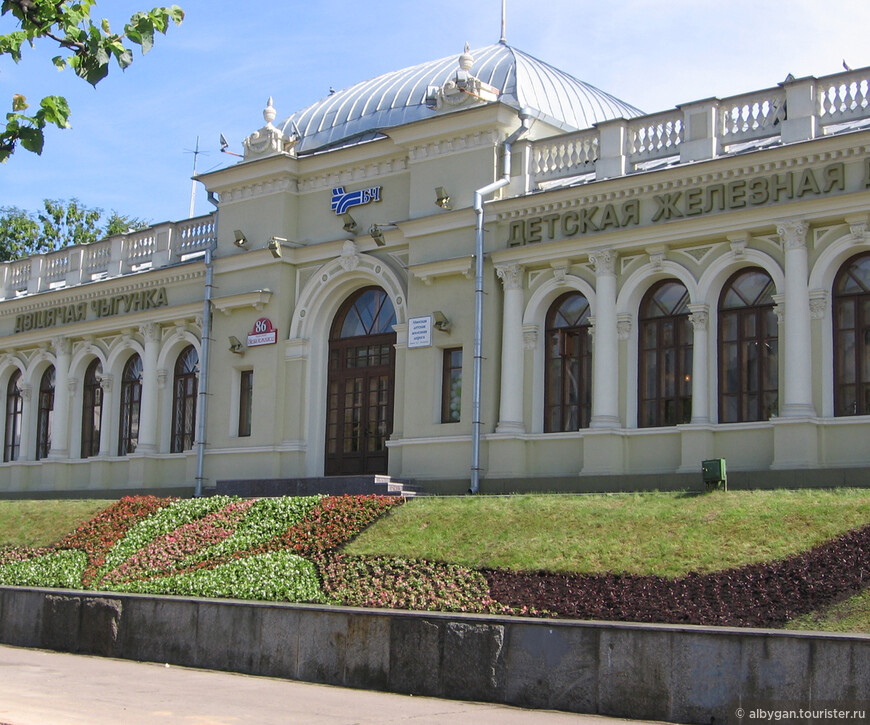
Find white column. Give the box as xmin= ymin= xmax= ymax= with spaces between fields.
xmin=137 ymin=322 xmax=161 ymax=452
xmin=495 ymin=263 xmax=525 ymax=433
xmin=589 ymin=249 xmax=619 ymax=428
xmin=98 ymin=374 xmax=114 ymax=457
xmin=688 ymin=304 xmax=710 ymax=423
xmin=777 ymin=219 xmax=816 ymax=417
xmin=48 ymin=336 xmax=71 ymax=459
xmin=18 ymin=384 xmax=33 ymax=461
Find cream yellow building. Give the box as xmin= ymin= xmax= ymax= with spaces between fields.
xmin=3 ymin=42 xmax=870 ymax=495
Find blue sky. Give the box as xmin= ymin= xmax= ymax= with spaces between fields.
xmin=2 ymin=0 xmax=870 ymax=224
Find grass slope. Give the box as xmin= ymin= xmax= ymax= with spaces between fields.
xmin=0 ymin=499 xmax=113 ymax=547
xmin=344 ymin=490 xmax=870 ymax=577
xmin=1 ymin=490 xmax=869 ymax=631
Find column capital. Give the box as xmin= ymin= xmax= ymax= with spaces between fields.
xmin=688 ymin=303 xmax=710 ymax=331
xmin=617 ymin=313 xmax=632 ymax=340
xmin=495 ymin=263 xmax=524 ymax=291
xmin=589 ymin=248 xmax=617 ymax=276
xmin=99 ymin=374 xmax=114 ymax=390
xmin=777 ymin=218 xmax=809 ymax=250
xmin=20 ymin=383 xmax=32 ymax=401
xmin=522 ymin=324 xmax=538 ymax=350
xmin=51 ymin=336 xmax=71 ymax=356
xmin=140 ymin=322 xmax=161 ymax=343
xmin=809 ymin=289 xmax=829 ymax=320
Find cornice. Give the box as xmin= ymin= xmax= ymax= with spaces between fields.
xmin=0 ymin=268 xmax=204 ymax=315
xmin=211 ymin=289 xmax=273 ymax=316
xmin=495 ymin=136 xmax=870 ymax=221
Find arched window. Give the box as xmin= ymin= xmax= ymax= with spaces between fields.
xmin=638 ymin=280 xmax=692 ymax=427
xmin=4 ymin=371 xmax=22 ymax=462
xmin=544 ymin=292 xmax=592 ymax=432
xmin=81 ymin=359 xmax=102 ymax=458
xmin=325 ymin=287 xmax=397 ymax=476
xmin=119 ymin=354 xmax=143 ymax=455
xmin=833 ymin=252 xmax=870 ymax=416
xmin=718 ymin=268 xmax=778 ymax=423
xmin=171 ymin=345 xmax=198 ymax=453
xmin=36 ymin=366 xmax=55 ymax=460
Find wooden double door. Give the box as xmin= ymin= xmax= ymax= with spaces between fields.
xmin=325 ymin=287 xmax=396 ymax=476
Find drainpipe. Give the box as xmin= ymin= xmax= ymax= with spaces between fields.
xmin=194 ymin=190 xmax=219 ymax=497
xmin=470 ymin=109 xmax=533 ymax=494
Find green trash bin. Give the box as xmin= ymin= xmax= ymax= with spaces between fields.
xmin=701 ymin=458 xmax=727 ymax=491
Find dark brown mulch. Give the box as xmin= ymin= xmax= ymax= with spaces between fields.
xmin=482 ymin=523 xmax=870 ymax=628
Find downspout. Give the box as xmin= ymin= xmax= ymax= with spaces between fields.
xmin=194 ymin=190 xmax=219 ymax=497
xmin=470 ymin=109 xmax=533 ymax=494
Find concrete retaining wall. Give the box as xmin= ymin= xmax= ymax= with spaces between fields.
xmin=1 ymin=586 xmax=868 ymax=724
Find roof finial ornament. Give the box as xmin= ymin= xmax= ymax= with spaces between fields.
xmin=500 ymin=0 xmax=507 ymax=44
xmin=459 ymin=43 xmax=474 ymax=72
xmin=263 ymin=97 xmax=276 ymax=127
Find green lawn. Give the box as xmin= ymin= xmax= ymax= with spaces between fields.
xmin=344 ymin=489 xmax=870 ymax=577
xmin=0 ymin=499 xmax=114 ymax=547
xmin=2 ymin=490 xmax=870 ymax=633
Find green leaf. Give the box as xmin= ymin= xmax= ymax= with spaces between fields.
xmin=51 ymin=55 xmax=66 ymax=70
xmin=38 ymin=96 xmax=71 ymax=129
xmin=18 ymin=127 xmax=44 ymax=155
xmin=115 ymin=47 xmax=133 ymax=69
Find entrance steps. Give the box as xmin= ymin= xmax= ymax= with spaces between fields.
xmin=206 ymin=475 xmax=424 ymax=499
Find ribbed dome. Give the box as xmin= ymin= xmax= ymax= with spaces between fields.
xmin=280 ymin=43 xmax=642 ymax=154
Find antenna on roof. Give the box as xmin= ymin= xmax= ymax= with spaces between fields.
xmin=499 ymin=0 xmax=507 ymax=43
xmin=184 ymin=136 xmax=207 ymax=219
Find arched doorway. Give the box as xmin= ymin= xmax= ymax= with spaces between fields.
xmin=325 ymin=287 xmax=397 ymax=475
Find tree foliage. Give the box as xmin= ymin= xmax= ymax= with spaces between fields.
xmin=1 ymin=0 xmax=184 ymax=161
xmin=0 ymin=198 xmax=147 ymax=260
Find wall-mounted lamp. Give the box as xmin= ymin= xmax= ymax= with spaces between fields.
xmin=228 ymin=336 xmax=245 ymax=355
xmin=233 ymin=229 xmax=248 ymax=248
xmin=369 ymin=224 xmax=386 ymax=246
xmin=268 ymin=236 xmax=286 ymax=258
xmin=435 ymin=186 xmax=452 ymax=210
xmin=341 ymin=213 xmax=359 ymax=234
xmin=433 ymin=310 xmax=451 ymax=332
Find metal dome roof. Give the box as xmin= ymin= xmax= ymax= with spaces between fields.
xmin=279 ymin=43 xmax=643 ymax=154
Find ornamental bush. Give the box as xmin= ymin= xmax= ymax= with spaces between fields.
xmin=93 ymin=496 xmax=237 ymax=585
xmin=56 ymin=495 xmax=175 ymax=585
xmin=113 ymin=550 xmax=324 ymax=602
xmin=0 ymin=549 xmax=86 ymax=589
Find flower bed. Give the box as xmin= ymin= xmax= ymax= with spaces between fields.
xmin=1 ymin=494 xmax=868 ymax=627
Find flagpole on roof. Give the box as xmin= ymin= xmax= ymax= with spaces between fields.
xmin=500 ymin=0 xmax=507 ymax=43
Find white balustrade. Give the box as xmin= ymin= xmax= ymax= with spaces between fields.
xmin=531 ymin=129 xmax=598 ymax=181
xmin=626 ymin=110 xmax=682 ymax=163
xmin=718 ymin=87 xmax=786 ymax=146
xmin=817 ymin=69 xmax=870 ymax=123
xmin=528 ymin=65 xmax=870 ymax=189
xmin=0 ymin=214 xmax=216 ymax=300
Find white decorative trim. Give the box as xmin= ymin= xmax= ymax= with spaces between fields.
xmin=777 ymin=218 xmax=809 ymax=250
xmin=297 ymin=157 xmax=408 ymax=194
xmin=496 ymin=263 xmax=524 ymax=291
xmin=617 ymin=313 xmax=632 ymax=341
xmin=522 ymin=324 xmax=538 ymax=350
xmin=409 ymin=256 xmax=473 ymax=286
xmin=645 ymin=245 xmax=667 ymax=270
xmin=589 ymin=249 xmax=617 ymax=277
xmin=407 ymin=130 xmax=501 ymax=162
xmin=809 ymin=289 xmax=829 ymax=320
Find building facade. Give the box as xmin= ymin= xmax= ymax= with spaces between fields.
xmin=2 ymin=43 xmax=870 ymax=494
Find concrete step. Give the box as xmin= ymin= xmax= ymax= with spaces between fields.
xmin=207 ymin=475 xmax=422 ymax=498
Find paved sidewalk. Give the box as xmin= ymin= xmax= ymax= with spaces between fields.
xmin=0 ymin=644 xmax=669 ymax=725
